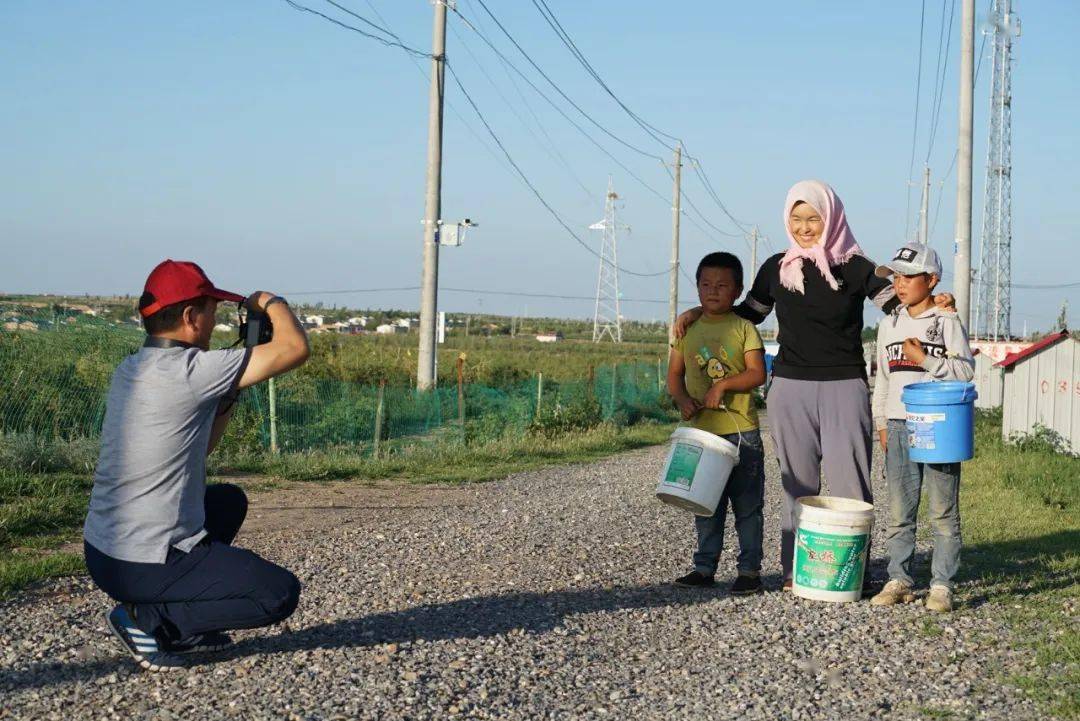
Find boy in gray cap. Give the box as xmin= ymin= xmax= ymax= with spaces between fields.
xmin=869 ymin=243 xmax=975 ymax=612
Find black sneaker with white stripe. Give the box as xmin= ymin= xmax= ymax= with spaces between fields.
xmin=164 ymin=631 xmax=233 ymax=655
xmin=106 ymin=605 xmax=185 ymax=672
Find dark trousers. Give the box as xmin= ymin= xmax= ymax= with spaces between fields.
xmin=692 ymin=430 xmax=765 ymax=576
xmin=84 ymin=484 xmax=301 ymax=643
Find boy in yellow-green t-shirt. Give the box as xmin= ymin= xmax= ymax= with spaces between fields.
xmin=667 ymin=252 xmax=767 ymax=594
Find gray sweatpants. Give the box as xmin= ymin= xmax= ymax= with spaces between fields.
xmin=766 ymin=376 xmax=874 ymax=580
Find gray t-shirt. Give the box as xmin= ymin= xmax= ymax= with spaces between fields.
xmin=84 ymin=344 xmax=250 ymax=563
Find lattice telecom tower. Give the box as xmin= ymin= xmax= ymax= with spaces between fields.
xmin=976 ymin=0 xmax=1020 ymax=340
xmin=590 ymin=177 xmax=629 ymax=343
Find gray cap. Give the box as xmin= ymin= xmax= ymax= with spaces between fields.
xmin=875 ymin=242 xmax=943 ymax=278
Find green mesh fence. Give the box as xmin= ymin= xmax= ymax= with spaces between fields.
xmin=1 ymin=311 xmax=675 ymax=458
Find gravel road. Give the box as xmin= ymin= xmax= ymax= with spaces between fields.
xmin=0 ymin=428 xmax=1043 ymax=720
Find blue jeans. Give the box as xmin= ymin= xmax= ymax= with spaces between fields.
xmin=693 ymin=430 xmax=765 ymax=576
xmin=884 ymin=420 xmax=962 ymax=589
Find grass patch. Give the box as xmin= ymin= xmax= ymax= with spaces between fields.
xmin=251 ymin=421 xmax=673 ymax=484
xmin=957 ymin=409 xmax=1079 ymax=719
xmin=0 ymin=422 xmax=675 ymax=597
xmin=919 ymin=617 xmax=944 ymax=638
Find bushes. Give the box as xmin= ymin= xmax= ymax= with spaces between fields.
xmin=0 ymin=433 xmax=98 ymax=474
xmin=1008 ymin=424 xmax=1073 ymax=456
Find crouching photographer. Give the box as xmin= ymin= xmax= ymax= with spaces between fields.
xmin=83 ymin=259 xmax=310 ymax=671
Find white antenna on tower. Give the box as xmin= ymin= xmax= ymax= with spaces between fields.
xmin=590 ymin=177 xmax=629 ymax=343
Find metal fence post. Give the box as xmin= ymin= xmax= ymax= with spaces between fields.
xmin=268 ymin=376 xmax=279 ymax=454
xmin=657 ymin=356 xmax=663 ymax=393
xmin=610 ymin=363 xmax=618 ymax=415
xmin=373 ymin=379 xmax=386 ymax=458
xmin=535 ymin=372 xmax=544 ymax=419
xmin=456 ymin=354 xmax=466 ymax=440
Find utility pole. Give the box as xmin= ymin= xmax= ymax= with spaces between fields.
xmin=417 ymin=0 xmax=449 ymax=391
xmin=750 ymin=226 xmax=759 ymax=280
xmin=953 ymin=0 xmax=976 ymax=332
xmin=919 ymin=166 xmax=931 ymax=245
xmin=667 ymin=143 xmax=682 ymax=343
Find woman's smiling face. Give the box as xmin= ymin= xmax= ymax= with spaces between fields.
xmin=788 ymin=201 xmax=825 ymax=249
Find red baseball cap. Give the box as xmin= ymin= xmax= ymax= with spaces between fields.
xmin=139 ymin=260 xmax=245 ymax=318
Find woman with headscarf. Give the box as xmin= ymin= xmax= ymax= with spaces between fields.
xmin=675 ymin=180 xmax=953 ymax=590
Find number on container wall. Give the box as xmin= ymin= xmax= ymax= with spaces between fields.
xmin=1041 ymin=380 xmax=1050 ymax=394
xmin=1060 ymin=380 xmax=1069 ymax=394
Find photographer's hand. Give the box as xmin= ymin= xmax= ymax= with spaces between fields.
xmin=244 ymin=291 xmax=276 ymax=313
xmin=237 ymin=292 xmax=311 ymax=389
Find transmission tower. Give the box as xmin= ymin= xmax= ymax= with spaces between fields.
xmin=590 ymin=177 xmax=629 ymax=343
xmin=975 ymin=0 xmax=1020 ymax=340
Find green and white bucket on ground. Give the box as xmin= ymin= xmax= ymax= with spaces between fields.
xmin=792 ymin=496 xmax=875 ymax=603
xmin=655 ymin=426 xmax=740 ymax=516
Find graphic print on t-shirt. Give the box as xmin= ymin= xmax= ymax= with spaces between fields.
xmin=694 ymin=344 xmax=735 ymax=383
xmin=883 ymin=315 xmax=947 ymax=374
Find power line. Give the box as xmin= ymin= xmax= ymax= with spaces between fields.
xmin=446 ymin=19 xmax=595 ymax=201
xmin=905 ymin=0 xmax=928 ymax=241
xmin=686 ymin=158 xmax=754 ymax=237
xmin=278 ymin=0 xmax=660 ymax=276
xmin=447 ymin=11 xmax=734 ymax=250
xmin=444 ymin=60 xmax=667 ymax=278
xmin=928 ymin=29 xmax=990 ymax=241
xmin=939 ymin=270 xmax=1080 ymax=290
xmin=465 ymin=0 xmax=665 ymax=162
xmin=523 ymin=0 xmax=752 ymax=236
xmin=281 ymin=0 xmax=430 ymax=57
xmin=289 ymin=0 xmax=748 ymax=271
xmin=925 ymin=0 xmax=957 ymax=162
xmin=529 ymin=0 xmax=679 ymax=153
xmin=356 ymin=0 xmax=517 ymax=179
xmin=285 ymin=284 xmax=698 ymax=305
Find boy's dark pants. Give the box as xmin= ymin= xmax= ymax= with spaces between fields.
xmin=693 ymin=430 xmax=765 ymax=576
xmin=85 ymin=484 xmax=301 ymax=643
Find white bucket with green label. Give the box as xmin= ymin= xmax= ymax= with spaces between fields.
xmin=792 ymin=496 xmax=875 ymax=603
xmin=655 ymin=426 xmax=740 ymax=516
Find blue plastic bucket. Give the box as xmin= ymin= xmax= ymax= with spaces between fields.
xmin=901 ymin=381 xmax=978 ymax=463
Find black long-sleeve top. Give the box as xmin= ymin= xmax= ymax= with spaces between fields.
xmin=735 ymin=253 xmax=900 ymax=381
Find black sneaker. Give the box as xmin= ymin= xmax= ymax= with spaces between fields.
xmin=729 ymin=574 xmax=763 ymax=595
xmin=106 ymin=605 xmax=186 ymax=672
xmin=674 ymin=571 xmax=715 ymax=588
xmin=164 ymin=631 xmax=233 ymax=655
xmin=861 ymin=577 xmax=885 ymax=598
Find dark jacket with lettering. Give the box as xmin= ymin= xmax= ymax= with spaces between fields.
xmin=871 ymin=305 xmax=975 ymax=431
xmin=735 ymin=253 xmax=900 ymax=381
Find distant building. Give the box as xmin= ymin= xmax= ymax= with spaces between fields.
xmin=970 ymin=339 xmax=1033 ymax=365
xmin=303 ymin=314 xmax=325 ymax=328
xmin=536 ymin=331 xmax=564 ymax=343
xmin=376 ymin=324 xmax=406 ymax=335
xmin=998 ymin=331 xmax=1079 ymax=452
xmin=973 ymin=349 xmax=1004 ymax=409
xmin=347 ymin=316 xmax=369 ymax=328
xmin=214 ymin=323 xmax=235 ymax=333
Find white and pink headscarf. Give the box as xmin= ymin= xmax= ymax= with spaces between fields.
xmin=778 ymin=180 xmax=866 ymax=294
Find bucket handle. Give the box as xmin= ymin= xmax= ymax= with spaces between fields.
xmin=720 ymin=405 xmax=745 ymax=452
xmin=680 ymin=405 xmax=744 ymax=452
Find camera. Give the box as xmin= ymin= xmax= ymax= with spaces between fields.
xmin=238 ymin=302 xmax=273 ymax=347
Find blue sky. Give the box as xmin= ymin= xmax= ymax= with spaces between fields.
xmin=2 ymin=1 xmax=1076 ymax=332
